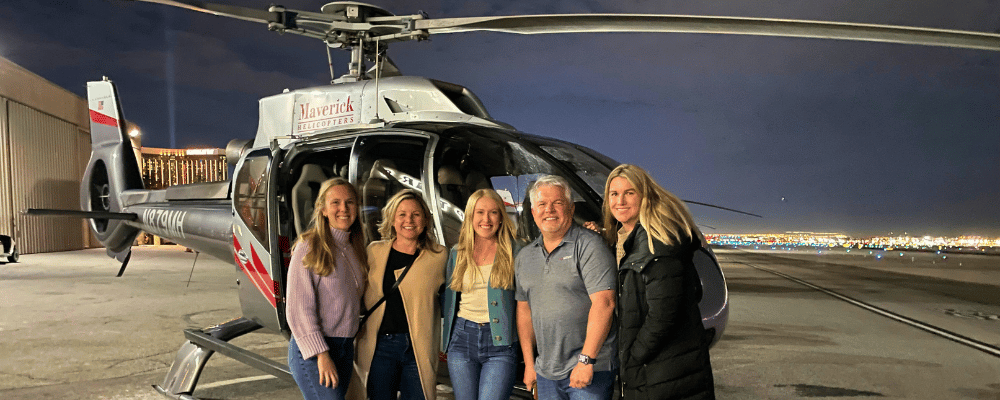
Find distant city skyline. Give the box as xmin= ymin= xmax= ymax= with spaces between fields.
xmin=708 ymin=232 xmax=1000 ymax=249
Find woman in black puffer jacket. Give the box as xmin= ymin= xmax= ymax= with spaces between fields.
xmin=600 ymin=164 xmax=715 ymax=400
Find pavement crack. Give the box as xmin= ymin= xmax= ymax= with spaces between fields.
xmin=0 ymin=370 xmax=67 ymax=385
xmin=177 ymin=308 xmax=232 ymax=326
xmin=775 ymin=384 xmax=884 ymax=397
xmin=104 ymin=350 xmax=174 ymax=369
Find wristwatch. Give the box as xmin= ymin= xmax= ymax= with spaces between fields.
xmin=577 ymin=354 xmax=596 ymax=365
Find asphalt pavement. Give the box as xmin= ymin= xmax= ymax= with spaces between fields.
xmin=1 ymin=246 xmax=998 ymax=399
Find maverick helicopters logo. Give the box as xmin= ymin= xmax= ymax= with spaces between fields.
xmin=295 ymin=96 xmax=358 ymax=134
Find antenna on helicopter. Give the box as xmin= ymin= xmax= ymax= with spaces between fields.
xmin=370 ymin=38 xmax=384 ymax=124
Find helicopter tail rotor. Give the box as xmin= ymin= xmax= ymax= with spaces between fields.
xmin=80 ymin=78 xmax=145 ymax=262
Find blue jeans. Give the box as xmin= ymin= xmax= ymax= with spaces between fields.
xmin=287 ymin=336 xmax=354 ymax=400
xmin=536 ymin=370 xmax=616 ymax=400
xmin=446 ymin=317 xmax=518 ymax=400
xmin=368 ymin=333 xmax=424 ymax=400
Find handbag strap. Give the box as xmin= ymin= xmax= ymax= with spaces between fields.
xmin=359 ymin=260 xmax=415 ymax=327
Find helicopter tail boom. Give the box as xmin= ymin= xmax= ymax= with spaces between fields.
xmin=80 ymin=78 xmax=146 ymax=261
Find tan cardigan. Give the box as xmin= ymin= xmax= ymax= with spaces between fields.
xmin=348 ymin=240 xmax=448 ymax=400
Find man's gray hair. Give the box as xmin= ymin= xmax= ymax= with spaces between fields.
xmin=529 ymin=175 xmax=573 ymax=205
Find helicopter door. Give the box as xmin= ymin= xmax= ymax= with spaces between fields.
xmin=232 ymin=148 xmax=285 ymax=334
xmin=352 ymin=134 xmax=433 ymax=242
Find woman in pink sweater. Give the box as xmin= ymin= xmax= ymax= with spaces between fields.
xmin=286 ymin=178 xmax=368 ymax=400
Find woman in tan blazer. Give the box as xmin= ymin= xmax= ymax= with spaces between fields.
xmin=349 ymin=189 xmax=447 ymax=400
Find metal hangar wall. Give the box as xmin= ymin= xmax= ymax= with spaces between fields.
xmin=0 ymin=56 xmax=94 ymax=254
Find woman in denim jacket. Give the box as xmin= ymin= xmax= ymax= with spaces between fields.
xmin=441 ymin=189 xmax=522 ymax=400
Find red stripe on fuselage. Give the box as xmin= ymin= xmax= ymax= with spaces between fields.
xmin=233 ymin=236 xmax=276 ymax=308
xmin=246 ymin=245 xmax=277 ymax=306
xmin=89 ymin=110 xmax=119 ymax=127
xmin=248 ymin=245 xmax=278 ymax=303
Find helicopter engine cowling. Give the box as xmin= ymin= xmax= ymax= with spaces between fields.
xmin=80 ymin=79 xmax=145 ymax=261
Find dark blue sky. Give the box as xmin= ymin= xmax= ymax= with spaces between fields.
xmin=1 ymin=0 xmax=997 ymax=236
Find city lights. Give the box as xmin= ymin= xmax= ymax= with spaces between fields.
xmin=707 ymin=232 xmax=1000 ymax=253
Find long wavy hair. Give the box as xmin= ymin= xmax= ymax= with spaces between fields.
xmin=450 ymin=189 xmax=516 ymax=291
xmin=297 ymin=177 xmax=368 ymax=277
xmin=600 ymin=164 xmax=702 ymax=250
xmin=378 ymin=189 xmax=441 ymax=252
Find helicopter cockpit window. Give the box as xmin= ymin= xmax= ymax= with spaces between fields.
xmin=354 ymin=135 xmax=429 ymax=242
xmin=430 ymin=128 xmax=604 ymax=245
xmin=536 ymin=145 xmax=610 ymax=197
xmin=234 ymin=151 xmax=271 ymax=248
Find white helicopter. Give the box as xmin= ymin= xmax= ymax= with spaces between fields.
xmin=28 ymin=1 xmax=1000 ymax=398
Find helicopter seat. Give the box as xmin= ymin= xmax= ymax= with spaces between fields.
xmin=464 ymin=170 xmax=491 ymax=192
xmin=437 ymin=165 xmax=466 ymax=244
xmin=292 ymin=164 xmax=328 ymax=235
xmin=437 ymin=165 xmax=466 ymax=208
xmin=362 ymin=159 xmax=398 ymax=239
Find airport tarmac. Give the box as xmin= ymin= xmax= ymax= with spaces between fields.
xmin=2 ymin=246 xmax=999 ymax=399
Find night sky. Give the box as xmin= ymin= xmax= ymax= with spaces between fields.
xmin=1 ymin=0 xmax=997 ymax=237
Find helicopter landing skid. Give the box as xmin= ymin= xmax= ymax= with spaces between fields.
xmin=153 ymin=317 xmax=293 ymax=399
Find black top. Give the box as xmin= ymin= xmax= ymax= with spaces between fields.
xmin=378 ymin=247 xmax=419 ymax=335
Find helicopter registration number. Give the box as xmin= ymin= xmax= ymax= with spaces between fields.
xmin=142 ymin=209 xmax=187 ymax=240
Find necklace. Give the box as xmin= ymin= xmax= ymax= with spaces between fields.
xmin=473 ymin=240 xmax=496 ymax=265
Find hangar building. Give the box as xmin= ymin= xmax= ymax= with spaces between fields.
xmin=0 ymin=56 xmax=95 ymax=254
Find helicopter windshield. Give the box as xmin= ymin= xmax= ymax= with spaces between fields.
xmin=532 ymin=142 xmax=613 ymax=197
xmin=427 ymin=125 xmax=614 ymax=245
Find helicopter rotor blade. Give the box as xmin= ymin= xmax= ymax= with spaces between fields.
xmin=683 ymin=200 xmax=763 ymax=219
xmin=130 ymin=0 xmax=276 ymax=24
xmin=128 ymin=2 xmax=1000 ymax=52
xmin=416 ymin=14 xmax=1000 ymax=52
xmin=128 ymin=0 xmax=419 ymax=43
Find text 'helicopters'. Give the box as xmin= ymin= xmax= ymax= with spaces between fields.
xmin=27 ymin=1 xmax=1000 ymax=398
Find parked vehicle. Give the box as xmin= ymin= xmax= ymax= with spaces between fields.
xmin=0 ymin=235 xmax=18 ymax=263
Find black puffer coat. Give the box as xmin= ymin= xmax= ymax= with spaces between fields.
xmin=615 ymin=224 xmax=715 ymax=400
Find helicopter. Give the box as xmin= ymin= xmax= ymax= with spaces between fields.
xmin=26 ymin=1 xmax=1000 ymax=398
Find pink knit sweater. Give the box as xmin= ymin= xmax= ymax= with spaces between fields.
xmin=286 ymin=228 xmax=364 ymax=359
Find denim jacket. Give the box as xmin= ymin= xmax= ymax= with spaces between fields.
xmin=441 ymin=243 xmax=521 ymax=349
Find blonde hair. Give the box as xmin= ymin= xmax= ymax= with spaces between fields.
xmin=600 ymin=164 xmax=702 ymax=251
xmin=450 ymin=189 xmax=516 ymax=291
xmin=378 ymin=189 xmax=441 ymax=252
xmin=296 ymin=178 xmax=368 ymax=277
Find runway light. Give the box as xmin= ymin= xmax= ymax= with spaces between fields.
xmin=876 ymin=255 xmax=882 ymax=259
xmin=900 ymin=253 xmax=904 ymax=257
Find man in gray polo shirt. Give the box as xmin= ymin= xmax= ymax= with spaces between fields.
xmin=516 ymin=175 xmax=617 ymax=400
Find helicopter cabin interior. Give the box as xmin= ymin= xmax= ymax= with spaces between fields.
xmin=276 ymin=124 xmax=613 ymax=252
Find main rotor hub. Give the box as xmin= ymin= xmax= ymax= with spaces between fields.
xmin=320 ymin=2 xmax=393 ymax=22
